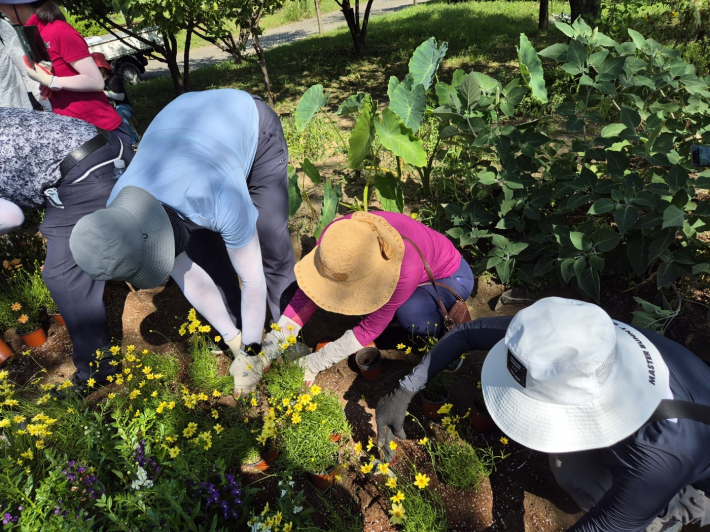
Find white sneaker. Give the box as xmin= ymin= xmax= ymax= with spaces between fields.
xmin=229 ymin=352 xmax=268 ymax=396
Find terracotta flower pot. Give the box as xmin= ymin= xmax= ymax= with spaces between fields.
xmin=421 ymin=388 xmax=450 ymax=421
xmin=316 ymin=341 xmax=376 ymax=353
xmin=0 ymin=339 xmax=13 ymax=365
xmin=244 ymin=447 xmax=278 ymax=472
xmin=355 ymin=347 xmax=382 ymax=382
xmin=308 ymin=467 xmax=338 ymax=489
xmin=50 ymin=314 xmax=66 ymax=327
xmin=330 ymin=433 xmax=341 ymax=443
xmin=471 ymin=406 xmax=495 ymax=433
xmin=20 ymin=327 xmax=46 ymax=348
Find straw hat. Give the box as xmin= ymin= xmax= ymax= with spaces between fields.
xmin=481 ymin=297 xmax=669 ymax=453
xmin=295 ymin=212 xmax=404 ymax=315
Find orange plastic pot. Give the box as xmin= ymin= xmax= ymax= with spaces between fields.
xmin=330 ymin=433 xmax=341 ymax=443
xmin=355 ymin=347 xmax=382 ymax=382
xmin=471 ymin=406 xmax=495 ymax=433
xmin=51 ymin=314 xmax=66 ymax=327
xmin=20 ymin=327 xmax=47 ymax=348
xmin=0 ymin=339 xmax=13 ymax=365
xmin=244 ymin=447 xmax=278 ymax=472
xmin=316 ymin=341 xmax=376 ymax=353
xmin=308 ymin=467 xmax=338 ymax=489
xmin=420 ymin=388 xmax=450 ymax=421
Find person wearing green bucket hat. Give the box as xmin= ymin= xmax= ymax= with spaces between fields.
xmin=377 ymin=297 xmax=710 ymax=532
xmin=70 ymin=88 xmax=297 ymax=397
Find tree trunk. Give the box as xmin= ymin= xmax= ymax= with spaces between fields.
xmin=163 ymin=31 xmax=185 ymax=95
xmin=569 ymin=0 xmax=600 ymax=24
xmin=340 ymin=0 xmax=374 ymax=55
xmin=251 ymin=32 xmax=274 ymax=106
xmin=183 ymin=24 xmax=193 ymax=92
xmin=314 ymin=0 xmax=323 ymax=34
xmin=539 ymin=0 xmax=549 ymax=30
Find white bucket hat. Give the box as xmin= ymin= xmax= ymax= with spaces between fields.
xmin=481 ymin=297 xmax=669 ymax=453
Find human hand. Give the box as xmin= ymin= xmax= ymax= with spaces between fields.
xmin=376 ymin=386 xmax=416 ymax=462
xmin=23 ymin=56 xmax=53 ymax=87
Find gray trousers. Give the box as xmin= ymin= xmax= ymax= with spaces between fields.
xmin=186 ymin=96 xmax=297 ymax=325
xmin=39 ymin=133 xmax=133 ymax=380
xmin=550 ymin=451 xmax=710 ymax=529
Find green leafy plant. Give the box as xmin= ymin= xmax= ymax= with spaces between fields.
xmin=630 ymin=295 xmax=681 ymax=333
xmin=422 ymin=371 xmax=454 ymax=403
xmin=438 ymin=20 xmax=710 ymax=303
xmin=430 ymin=437 xmax=488 ymax=490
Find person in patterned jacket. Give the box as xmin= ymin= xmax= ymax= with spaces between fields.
xmin=0 ymin=107 xmax=133 ymax=395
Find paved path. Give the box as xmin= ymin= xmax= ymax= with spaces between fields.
xmin=143 ymin=0 xmax=429 ymax=79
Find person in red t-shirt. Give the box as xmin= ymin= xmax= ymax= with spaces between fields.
xmin=0 ymin=0 xmax=132 ymax=146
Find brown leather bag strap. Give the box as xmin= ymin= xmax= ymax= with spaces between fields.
xmin=435 ymin=282 xmax=465 ymax=302
xmin=401 ymin=236 xmax=452 ymax=324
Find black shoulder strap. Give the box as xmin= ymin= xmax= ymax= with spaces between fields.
xmin=649 ymin=399 xmax=710 ymax=424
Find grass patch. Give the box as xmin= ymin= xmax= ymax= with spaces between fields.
xmin=431 ymin=437 xmax=487 ymax=490
xmin=128 ymin=1 xmax=567 ymax=130
xmin=189 ymin=338 xmax=233 ymax=395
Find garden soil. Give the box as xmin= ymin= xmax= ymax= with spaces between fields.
xmin=3 ymin=259 xmax=710 ymax=531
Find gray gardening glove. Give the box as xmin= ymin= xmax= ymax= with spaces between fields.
xmin=376 ymin=385 xmax=416 ymax=463
xmin=261 ymin=315 xmax=303 ymax=361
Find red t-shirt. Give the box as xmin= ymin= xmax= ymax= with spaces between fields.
xmin=27 ymin=14 xmax=122 ymax=131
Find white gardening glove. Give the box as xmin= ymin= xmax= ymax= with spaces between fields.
xmin=298 ymin=330 xmax=363 ymax=385
xmin=23 ymin=56 xmax=56 ymax=88
xmin=262 ymin=315 xmax=305 ymax=362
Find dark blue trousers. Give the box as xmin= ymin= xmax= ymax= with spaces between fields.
xmin=39 ymin=133 xmax=133 ymax=380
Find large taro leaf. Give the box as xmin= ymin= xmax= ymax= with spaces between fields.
xmin=295 ymin=85 xmax=329 ymax=132
xmin=315 ymin=180 xmax=342 ymax=239
xmin=287 ymin=166 xmax=302 ymax=217
xmin=518 ymin=33 xmax=548 ymax=104
xmin=300 ymin=158 xmax=322 ymax=184
xmin=389 ymin=82 xmax=426 ymax=133
xmin=457 ymin=72 xmax=481 ymax=112
xmin=348 ymin=96 xmax=375 ymax=169
xmin=374 ymin=108 xmax=427 ymax=167
xmin=408 ymin=37 xmax=448 ymax=90
xmin=374 ymin=172 xmax=404 ymax=213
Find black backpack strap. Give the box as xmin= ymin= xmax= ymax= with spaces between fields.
xmin=649 ymin=399 xmax=710 ymax=424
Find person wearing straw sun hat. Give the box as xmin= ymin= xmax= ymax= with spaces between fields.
xmin=261 ymin=210 xmax=475 ymax=384
xmin=377 ymin=297 xmax=710 ymax=532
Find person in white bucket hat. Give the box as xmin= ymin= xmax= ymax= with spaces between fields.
xmin=376 ymin=297 xmax=710 ymax=532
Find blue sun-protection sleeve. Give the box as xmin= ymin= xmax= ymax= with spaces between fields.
xmin=399 ymin=316 xmax=513 ymax=393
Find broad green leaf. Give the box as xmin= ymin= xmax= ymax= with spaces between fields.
xmin=314 ymin=180 xmax=342 ymax=239
xmin=538 ymin=43 xmax=569 ymax=61
xmin=347 ymin=96 xmax=374 ymax=169
xmin=614 ymin=205 xmax=639 ymax=234
xmin=601 ymin=123 xmax=627 ymax=138
xmin=507 ymin=242 xmax=529 ymax=256
xmin=631 ymin=311 xmax=661 ymax=330
xmin=588 ymin=198 xmax=615 ymax=214
xmin=570 ymin=231 xmax=590 ymax=251
xmin=627 ymin=232 xmax=649 ymax=275
xmin=374 ymin=108 xmax=427 ymax=167
xmin=491 ymin=234 xmax=510 ymax=249
xmin=648 ymin=229 xmax=677 ymax=264
xmin=336 ymin=93 xmax=366 ymax=116
xmin=374 ymin=172 xmax=404 ymax=213
xmin=662 ymin=205 xmax=685 ymax=229
xmin=554 ymin=22 xmax=575 ymax=38
xmin=597 ymin=56 xmax=626 ymax=81
xmin=560 ymin=258 xmax=576 ymax=283
xmin=577 ymin=266 xmax=601 ymax=301
xmin=665 ymin=165 xmax=689 ymax=191
xmin=471 ymin=72 xmax=500 ymax=96
xmin=300 ymin=158 xmax=322 ymax=184
xmin=388 ymin=82 xmax=427 ymax=133
xmin=621 ymin=105 xmax=641 ymax=130
xmin=435 ymin=83 xmax=459 ymax=108
xmin=627 ymin=29 xmax=646 ymax=50
xmin=408 ymin=37 xmax=448 ymax=90
xmin=592 ymin=227 xmax=622 ymax=252
xmin=457 ymin=72 xmax=481 ymax=111
xmin=295 ymin=85 xmax=329 ymax=132
xmin=518 ymin=34 xmax=548 ymax=104
xmin=567 ymin=39 xmax=587 ymax=69
xmin=495 ymin=258 xmax=515 ymax=284
xmin=657 ymin=262 xmax=680 ymax=288
xmin=287 ymin=166 xmax=302 ymax=217
xmin=589 ymin=255 xmax=605 ymax=271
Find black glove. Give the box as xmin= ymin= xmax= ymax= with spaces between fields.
xmin=376 ymin=385 xmax=416 ymax=462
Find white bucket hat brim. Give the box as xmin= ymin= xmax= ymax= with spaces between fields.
xmin=482 ymin=321 xmax=669 ymax=453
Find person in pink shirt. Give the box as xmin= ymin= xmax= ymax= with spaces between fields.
xmin=0 ymin=0 xmax=132 ymax=146
xmin=257 ymin=211 xmax=474 ymax=388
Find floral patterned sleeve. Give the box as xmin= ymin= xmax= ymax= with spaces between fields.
xmin=0 ymin=108 xmax=97 ymax=210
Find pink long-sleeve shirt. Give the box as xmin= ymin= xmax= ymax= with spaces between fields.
xmin=284 ymin=212 xmax=462 ymax=345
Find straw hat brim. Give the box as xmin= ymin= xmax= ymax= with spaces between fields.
xmin=481 ymin=321 xmax=669 ymax=453
xmin=295 ymin=212 xmax=405 ymax=315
